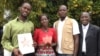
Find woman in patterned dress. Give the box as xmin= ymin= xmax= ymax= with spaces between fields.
xmin=33 ymin=14 xmax=57 ymax=56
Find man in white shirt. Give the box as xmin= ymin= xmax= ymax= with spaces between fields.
xmin=54 ymin=5 xmax=80 ymax=56
xmin=78 ymin=12 xmax=100 ymax=56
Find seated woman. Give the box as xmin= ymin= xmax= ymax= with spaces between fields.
xmin=33 ymin=14 xmax=57 ymax=56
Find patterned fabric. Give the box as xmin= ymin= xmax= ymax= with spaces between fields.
xmin=35 ymin=46 xmax=56 ymax=56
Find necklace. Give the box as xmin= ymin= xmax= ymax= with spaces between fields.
xmin=41 ymin=28 xmax=48 ymax=33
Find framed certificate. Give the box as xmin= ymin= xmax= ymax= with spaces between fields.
xmin=18 ymin=33 xmax=35 ymax=54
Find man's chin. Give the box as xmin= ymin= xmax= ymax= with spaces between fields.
xmin=22 ymin=15 xmax=28 ymax=18
xmin=82 ymin=23 xmax=88 ymax=26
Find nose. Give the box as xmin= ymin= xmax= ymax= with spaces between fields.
xmin=43 ymin=20 xmax=46 ymax=22
xmin=61 ymin=10 xmax=65 ymax=13
xmin=24 ymin=8 xmax=28 ymax=12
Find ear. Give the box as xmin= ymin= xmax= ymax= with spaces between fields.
xmin=89 ymin=18 xmax=91 ymax=22
xmin=57 ymin=11 xmax=59 ymax=16
xmin=67 ymin=9 xmax=69 ymax=12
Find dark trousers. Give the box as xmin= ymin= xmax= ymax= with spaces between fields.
xmin=82 ymin=52 xmax=86 ymax=56
xmin=0 ymin=47 xmax=3 ymax=56
xmin=57 ymin=53 xmax=73 ymax=56
xmin=12 ymin=53 xmax=34 ymax=56
xmin=23 ymin=53 xmax=34 ymax=56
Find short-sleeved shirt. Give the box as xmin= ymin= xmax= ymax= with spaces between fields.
xmin=54 ymin=16 xmax=80 ymax=54
xmin=33 ymin=28 xmax=57 ymax=45
xmin=1 ymin=17 xmax=34 ymax=51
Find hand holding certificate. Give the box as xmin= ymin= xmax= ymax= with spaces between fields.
xmin=18 ymin=33 xmax=35 ymax=55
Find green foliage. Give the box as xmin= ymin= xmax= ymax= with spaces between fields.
xmin=0 ymin=0 xmax=100 ymax=27
xmin=68 ymin=0 xmax=93 ymax=19
xmin=92 ymin=0 xmax=100 ymax=26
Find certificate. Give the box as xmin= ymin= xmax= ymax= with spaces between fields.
xmin=18 ymin=33 xmax=35 ymax=54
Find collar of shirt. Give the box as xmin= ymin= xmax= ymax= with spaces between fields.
xmin=82 ymin=23 xmax=90 ymax=29
xmin=15 ymin=17 xmax=29 ymax=23
xmin=59 ymin=16 xmax=68 ymax=22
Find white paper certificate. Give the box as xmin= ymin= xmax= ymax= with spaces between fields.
xmin=18 ymin=33 xmax=35 ymax=54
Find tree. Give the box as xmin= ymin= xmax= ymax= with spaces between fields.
xmin=0 ymin=0 xmax=47 ymax=27
xmin=92 ymin=0 xmax=100 ymax=26
xmin=0 ymin=0 xmax=100 ymax=27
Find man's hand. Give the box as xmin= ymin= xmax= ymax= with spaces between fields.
xmin=13 ymin=48 xmax=23 ymax=56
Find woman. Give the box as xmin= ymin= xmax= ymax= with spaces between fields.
xmin=33 ymin=14 xmax=57 ymax=56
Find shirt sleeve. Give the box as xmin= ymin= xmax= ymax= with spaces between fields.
xmin=30 ymin=21 xmax=34 ymax=34
xmin=33 ymin=29 xmax=38 ymax=43
xmin=72 ymin=19 xmax=80 ymax=35
xmin=1 ymin=23 xmax=14 ymax=52
xmin=52 ymin=28 xmax=57 ymax=43
xmin=53 ymin=22 xmax=56 ymax=28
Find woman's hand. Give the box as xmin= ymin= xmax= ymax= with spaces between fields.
xmin=33 ymin=41 xmax=37 ymax=47
xmin=51 ymin=43 xmax=57 ymax=46
xmin=38 ymin=43 xmax=46 ymax=47
xmin=46 ymin=43 xmax=57 ymax=47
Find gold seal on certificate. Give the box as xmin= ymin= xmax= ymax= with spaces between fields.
xmin=18 ymin=33 xmax=35 ymax=54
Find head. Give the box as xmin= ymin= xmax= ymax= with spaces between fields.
xmin=80 ymin=12 xmax=91 ymax=26
xmin=58 ymin=5 xmax=68 ymax=19
xmin=39 ymin=14 xmax=49 ymax=28
xmin=19 ymin=2 xmax=32 ymax=18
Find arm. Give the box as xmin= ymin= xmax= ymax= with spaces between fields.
xmin=98 ymin=28 xmax=100 ymax=56
xmin=51 ymin=28 xmax=57 ymax=54
xmin=1 ymin=23 xmax=14 ymax=52
xmin=52 ymin=29 xmax=57 ymax=46
xmin=72 ymin=19 xmax=80 ymax=56
xmin=73 ymin=34 xmax=79 ymax=56
xmin=33 ymin=29 xmax=38 ymax=47
xmin=1 ymin=23 xmax=22 ymax=56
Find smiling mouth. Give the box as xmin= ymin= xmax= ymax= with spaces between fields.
xmin=22 ymin=12 xmax=28 ymax=15
xmin=23 ymin=12 xmax=27 ymax=14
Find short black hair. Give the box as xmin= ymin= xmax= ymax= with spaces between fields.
xmin=20 ymin=1 xmax=32 ymax=7
xmin=58 ymin=4 xmax=68 ymax=10
xmin=80 ymin=12 xmax=91 ymax=18
xmin=38 ymin=14 xmax=49 ymax=21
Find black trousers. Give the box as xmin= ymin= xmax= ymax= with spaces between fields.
xmin=12 ymin=53 xmax=34 ymax=56
xmin=57 ymin=53 xmax=73 ymax=56
xmin=82 ymin=52 xmax=86 ymax=56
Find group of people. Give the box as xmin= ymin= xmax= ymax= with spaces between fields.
xmin=1 ymin=2 xmax=100 ymax=56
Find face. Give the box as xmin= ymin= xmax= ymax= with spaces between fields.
xmin=80 ymin=12 xmax=91 ymax=25
xmin=40 ymin=15 xmax=49 ymax=27
xmin=58 ymin=5 xmax=67 ymax=18
xmin=20 ymin=3 xmax=31 ymax=17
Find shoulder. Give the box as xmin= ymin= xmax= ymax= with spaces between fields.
xmin=91 ymin=24 xmax=100 ymax=30
xmin=67 ymin=18 xmax=79 ymax=27
xmin=5 ymin=19 xmax=16 ymax=27
xmin=28 ymin=21 xmax=34 ymax=25
xmin=53 ymin=20 xmax=59 ymax=28
xmin=28 ymin=21 xmax=33 ymax=24
xmin=54 ymin=20 xmax=59 ymax=25
xmin=49 ymin=28 xmax=56 ymax=32
xmin=49 ymin=28 xmax=55 ymax=30
xmin=34 ymin=28 xmax=41 ymax=32
xmin=66 ymin=17 xmax=78 ymax=24
xmin=69 ymin=18 xmax=78 ymax=23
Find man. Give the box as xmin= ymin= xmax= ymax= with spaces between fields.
xmin=54 ymin=5 xmax=80 ymax=56
xmin=78 ymin=12 xmax=100 ymax=56
xmin=1 ymin=2 xmax=34 ymax=56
